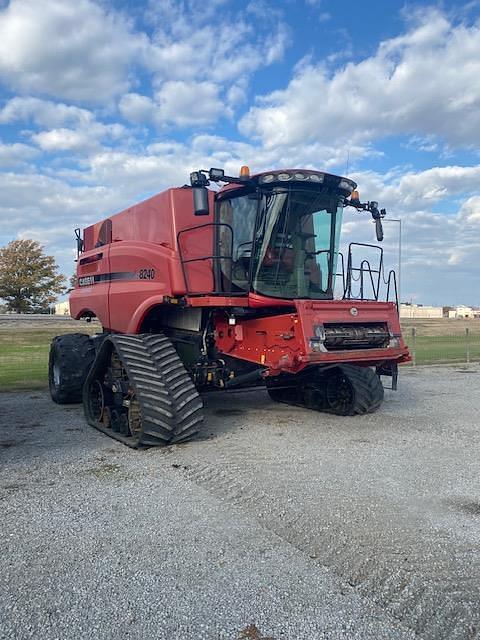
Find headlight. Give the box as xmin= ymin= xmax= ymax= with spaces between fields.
xmin=260 ymin=174 xmax=275 ymax=183
xmin=313 ymin=324 xmax=325 ymax=339
xmin=209 ymin=168 xmax=224 ymax=180
xmin=339 ymin=179 xmax=355 ymax=192
xmin=308 ymin=173 xmax=324 ymax=182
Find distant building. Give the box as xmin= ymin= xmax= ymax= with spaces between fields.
xmin=54 ymin=301 xmax=70 ymax=315
xmin=399 ymin=304 xmax=443 ymax=319
xmin=448 ymin=305 xmax=474 ymax=319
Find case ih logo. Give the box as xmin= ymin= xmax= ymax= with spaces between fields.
xmin=77 ymin=271 xmax=138 ymax=287
xmin=78 ymin=276 xmax=95 ymax=287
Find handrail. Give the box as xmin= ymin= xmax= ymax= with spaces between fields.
xmin=385 ymin=269 xmax=399 ymax=310
xmin=341 ymin=242 xmax=398 ymax=308
xmin=177 ymin=222 xmax=235 ymax=295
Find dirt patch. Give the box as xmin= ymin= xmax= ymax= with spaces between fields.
xmin=86 ymin=463 xmax=122 ymax=478
xmin=0 ymin=440 xmax=26 ymax=449
xmin=15 ymin=421 xmax=42 ymax=430
xmin=214 ymin=409 xmax=246 ymax=417
xmin=451 ymin=499 xmax=480 ymax=516
xmin=237 ymin=624 xmax=275 ymax=640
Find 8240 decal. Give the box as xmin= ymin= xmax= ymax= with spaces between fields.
xmin=139 ymin=268 xmax=155 ymax=280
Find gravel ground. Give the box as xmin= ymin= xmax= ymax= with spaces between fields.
xmin=1 ymin=365 xmax=479 ymax=640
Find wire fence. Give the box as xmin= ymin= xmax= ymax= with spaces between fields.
xmin=0 ymin=323 xmax=479 ymax=391
xmin=406 ymin=327 xmax=480 ymax=366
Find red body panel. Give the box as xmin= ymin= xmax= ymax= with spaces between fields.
xmin=70 ymin=188 xmax=216 ymax=330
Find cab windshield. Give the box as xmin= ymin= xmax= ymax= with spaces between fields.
xmin=218 ymin=186 xmax=343 ymax=299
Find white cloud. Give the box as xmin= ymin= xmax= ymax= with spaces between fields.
xmin=119 ymin=81 xmax=238 ymax=129
xmin=0 ymin=97 xmax=127 ymax=154
xmin=118 ymin=93 xmax=155 ymax=124
xmin=392 ymin=166 xmax=480 ymax=206
xmin=0 ymin=140 xmax=39 ymax=167
xmin=458 ymin=196 xmax=480 ymax=224
xmin=341 ymin=166 xmax=480 ymax=302
xmin=30 ymin=128 xmax=97 ymax=153
xmin=146 ymin=1 xmax=288 ymax=84
xmin=30 ymin=120 xmax=126 ymax=153
xmin=119 ymin=0 xmax=289 ymax=127
xmin=0 ymin=0 xmax=145 ymax=102
xmin=0 ymin=171 xmax=116 ymax=220
xmin=240 ymin=10 xmax=480 ymax=150
xmin=0 ymin=1 xmax=288 ymax=125
xmin=154 ymin=81 xmax=224 ymax=126
xmin=351 ymin=165 xmax=480 ymax=212
xmin=0 ymin=97 xmax=95 ymax=128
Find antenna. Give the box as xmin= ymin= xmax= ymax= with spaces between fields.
xmin=345 ymin=150 xmax=350 ymax=177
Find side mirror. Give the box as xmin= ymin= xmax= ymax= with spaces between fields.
xmin=74 ymin=227 xmax=83 ymax=256
xmin=369 ymin=202 xmax=384 ymax=242
xmin=193 ymin=186 xmax=209 ymax=216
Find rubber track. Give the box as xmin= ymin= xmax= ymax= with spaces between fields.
xmin=267 ymin=364 xmax=384 ymax=416
xmin=84 ymin=333 xmax=203 ymax=447
xmin=335 ymin=363 xmax=384 ymax=415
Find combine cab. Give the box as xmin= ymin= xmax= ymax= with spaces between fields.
xmin=49 ymin=167 xmax=410 ymax=447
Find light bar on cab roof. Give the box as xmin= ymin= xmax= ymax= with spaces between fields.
xmin=259 ymin=171 xmax=325 ymax=184
xmin=258 ymin=170 xmax=356 ymax=193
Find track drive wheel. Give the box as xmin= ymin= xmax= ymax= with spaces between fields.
xmin=83 ymin=334 xmax=204 ymax=448
xmin=266 ymin=364 xmax=384 ymax=416
xmin=49 ymin=333 xmax=95 ymax=404
xmin=323 ymin=364 xmax=384 ymax=415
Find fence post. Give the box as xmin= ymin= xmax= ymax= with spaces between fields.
xmin=411 ymin=327 xmax=416 ymax=366
xmin=466 ymin=327 xmax=470 ymax=364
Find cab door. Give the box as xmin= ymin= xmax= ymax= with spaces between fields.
xmin=217 ymin=195 xmax=257 ymax=294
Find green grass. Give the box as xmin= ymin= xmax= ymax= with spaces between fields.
xmin=409 ymin=334 xmax=480 ymax=365
xmin=0 ymin=324 xmax=479 ymax=391
xmin=0 ymin=327 xmax=96 ymax=390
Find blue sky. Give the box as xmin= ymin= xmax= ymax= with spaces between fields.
xmin=0 ymin=0 xmax=480 ymax=305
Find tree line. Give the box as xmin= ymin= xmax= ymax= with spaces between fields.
xmin=0 ymin=239 xmax=66 ymax=314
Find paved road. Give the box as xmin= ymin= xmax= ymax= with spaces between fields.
xmin=1 ymin=366 xmax=479 ymax=639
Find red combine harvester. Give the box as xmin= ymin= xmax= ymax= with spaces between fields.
xmin=49 ymin=166 xmax=410 ymax=447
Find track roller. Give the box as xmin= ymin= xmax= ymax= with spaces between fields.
xmin=266 ymin=364 xmax=384 ymax=416
xmin=83 ymin=333 xmax=204 ymax=447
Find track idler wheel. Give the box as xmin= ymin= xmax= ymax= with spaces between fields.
xmin=266 ymin=364 xmax=384 ymax=416
xmin=323 ymin=364 xmax=384 ymax=415
xmin=83 ymin=334 xmax=204 ymax=447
